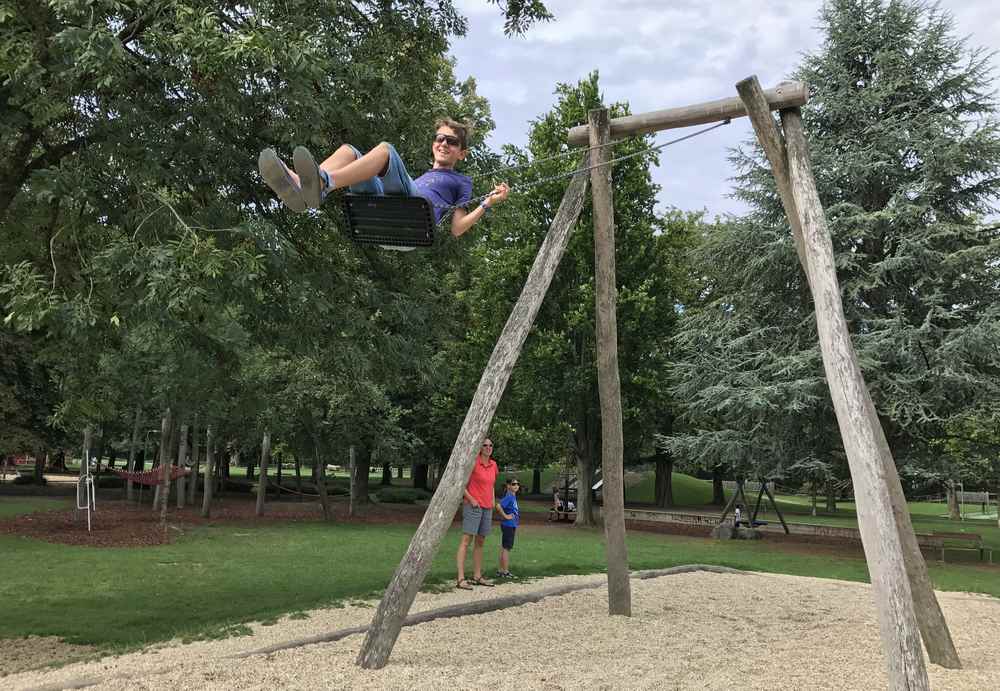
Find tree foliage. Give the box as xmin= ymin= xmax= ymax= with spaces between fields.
xmin=665 ymin=0 xmax=1000 ymax=491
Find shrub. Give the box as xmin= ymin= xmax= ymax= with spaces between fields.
xmin=12 ymin=475 xmax=46 ymax=486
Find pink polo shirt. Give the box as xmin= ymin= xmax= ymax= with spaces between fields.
xmin=466 ymin=454 xmax=498 ymax=508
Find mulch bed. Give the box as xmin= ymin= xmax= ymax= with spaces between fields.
xmin=0 ymin=494 xmax=869 ymax=560
xmin=0 ymin=497 xmax=429 ymax=548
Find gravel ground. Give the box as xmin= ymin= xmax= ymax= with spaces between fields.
xmin=5 ymin=570 xmax=998 ymax=691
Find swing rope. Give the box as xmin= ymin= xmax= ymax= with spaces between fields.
xmin=432 ymin=118 xmax=731 ymax=227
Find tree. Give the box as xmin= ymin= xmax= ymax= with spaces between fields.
xmin=441 ymin=73 xmax=700 ymax=527
xmin=666 ymin=0 xmax=1000 ymax=489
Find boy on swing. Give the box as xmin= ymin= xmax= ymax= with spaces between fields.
xmin=258 ymin=118 xmax=509 ymax=238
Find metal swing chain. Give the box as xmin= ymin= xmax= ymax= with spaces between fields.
xmin=432 ymin=118 xmax=732 ymax=227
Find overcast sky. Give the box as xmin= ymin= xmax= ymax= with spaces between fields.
xmin=449 ymin=0 xmax=1000 ymax=219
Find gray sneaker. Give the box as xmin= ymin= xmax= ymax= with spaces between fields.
xmin=293 ymin=146 xmax=328 ymax=209
xmin=258 ymin=149 xmax=306 ymax=212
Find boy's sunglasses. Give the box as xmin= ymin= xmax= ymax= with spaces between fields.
xmin=433 ymin=133 xmax=462 ymax=147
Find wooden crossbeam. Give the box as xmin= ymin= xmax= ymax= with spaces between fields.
xmin=566 ymin=81 xmax=808 ymax=145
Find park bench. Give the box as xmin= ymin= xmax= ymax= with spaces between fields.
xmin=926 ymin=531 xmax=993 ymax=564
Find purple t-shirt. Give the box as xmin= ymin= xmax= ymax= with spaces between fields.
xmin=413 ymin=169 xmax=473 ymax=223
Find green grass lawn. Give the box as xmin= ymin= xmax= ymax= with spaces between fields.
xmin=0 ymin=497 xmax=72 ymax=519
xmin=0 ymin=499 xmax=996 ymax=653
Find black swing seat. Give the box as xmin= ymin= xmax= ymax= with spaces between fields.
xmin=342 ymin=194 xmax=435 ymax=249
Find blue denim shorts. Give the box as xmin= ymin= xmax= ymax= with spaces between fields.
xmin=347 ymin=144 xmax=418 ymax=196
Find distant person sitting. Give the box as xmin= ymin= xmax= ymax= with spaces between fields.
xmin=734 ymin=504 xmax=743 ymax=529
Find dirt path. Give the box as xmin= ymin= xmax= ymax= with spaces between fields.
xmin=5 ymin=570 xmax=998 ymax=690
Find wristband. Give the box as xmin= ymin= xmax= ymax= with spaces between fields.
xmin=479 ymin=200 xmax=492 ymax=215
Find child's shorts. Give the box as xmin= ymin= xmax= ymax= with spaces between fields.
xmin=501 ymin=525 xmax=516 ymax=550
xmin=347 ymin=144 xmax=418 ymax=196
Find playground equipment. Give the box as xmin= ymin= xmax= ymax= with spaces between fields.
xmin=352 ymin=76 xmax=956 ymax=689
xmin=719 ymin=478 xmax=790 ymax=534
xmin=76 ymin=454 xmax=96 ymax=532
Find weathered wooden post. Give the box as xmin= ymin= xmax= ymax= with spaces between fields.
xmin=356 ymin=155 xmax=591 ymax=670
xmin=735 ymin=74 xmax=958 ymax=673
xmin=751 ymin=85 xmax=928 ymax=687
xmin=739 ymin=75 xmax=959 ymax=667
xmin=588 ymin=107 xmax=631 ymax=616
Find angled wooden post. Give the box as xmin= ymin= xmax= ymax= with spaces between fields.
xmin=783 ymin=106 xmax=959 ymax=673
xmin=588 ymin=107 xmax=631 ymax=616
xmin=356 ymin=154 xmax=592 ymax=670
xmin=738 ymin=75 xmax=959 ymax=671
xmin=775 ymin=101 xmax=929 ymax=689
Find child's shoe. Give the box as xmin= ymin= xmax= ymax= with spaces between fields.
xmin=258 ymin=149 xmax=306 ymax=212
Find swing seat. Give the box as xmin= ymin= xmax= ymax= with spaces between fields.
xmin=342 ymin=194 xmax=435 ymax=250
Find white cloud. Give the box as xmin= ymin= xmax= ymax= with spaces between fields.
xmin=450 ymin=0 xmax=1000 ymax=216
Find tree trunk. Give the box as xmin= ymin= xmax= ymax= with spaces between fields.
xmin=826 ymin=478 xmax=837 ymax=513
xmin=382 ymin=463 xmax=392 ymax=485
xmin=81 ymin=427 xmax=91 ymax=479
xmin=294 ymin=455 xmax=303 ymax=502
xmin=156 ymin=410 xmax=173 ymax=527
xmin=275 ymin=453 xmax=283 ymax=497
xmin=532 ymin=466 xmax=542 ymax=496
xmin=313 ymin=437 xmax=332 ymax=521
xmin=201 ymin=426 xmax=214 ymax=518
xmin=255 ymin=431 xmax=272 ymax=516
xmin=126 ymin=408 xmax=141 ymax=502
xmin=573 ymin=425 xmax=597 ymax=528
xmin=711 ymin=467 xmax=725 ymax=506
xmin=946 ymin=480 xmax=960 ymax=520
xmin=176 ymin=423 xmax=189 ymax=508
xmin=356 ymin=156 xmax=590 ymax=669
xmin=188 ymin=419 xmax=200 ymax=504
xmin=654 ymin=453 xmax=674 ymax=508
xmin=350 ymin=446 xmax=371 ymax=518
xmin=412 ymin=462 xmax=428 ymax=490
xmin=397 ymin=466 xmax=404 ymax=480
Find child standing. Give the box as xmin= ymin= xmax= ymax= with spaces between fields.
xmin=496 ymin=477 xmax=521 ymax=578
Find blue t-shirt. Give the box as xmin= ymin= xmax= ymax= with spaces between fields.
xmin=499 ymin=492 xmax=519 ymax=528
xmin=413 ymin=169 xmax=473 ymax=223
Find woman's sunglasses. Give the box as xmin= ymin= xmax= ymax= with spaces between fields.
xmin=433 ymin=133 xmax=462 ymax=147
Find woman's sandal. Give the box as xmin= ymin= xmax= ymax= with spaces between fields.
xmin=472 ymin=577 xmax=495 ymax=587
xmin=456 ymin=579 xmax=474 ymax=591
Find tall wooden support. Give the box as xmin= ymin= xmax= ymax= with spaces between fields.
xmin=782 ymin=108 xmax=958 ymax=677
xmin=736 ymin=74 xmax=959 ymax=672
xmin=356 ymin=154 xmax=592 ymax=670
xmin=739 ymin=79 xmax=928 ymax=687
xmin=588 ymin=108 xmax=631 ymax=617
xmin=255 ymin=430 xmax=272 ymax=516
